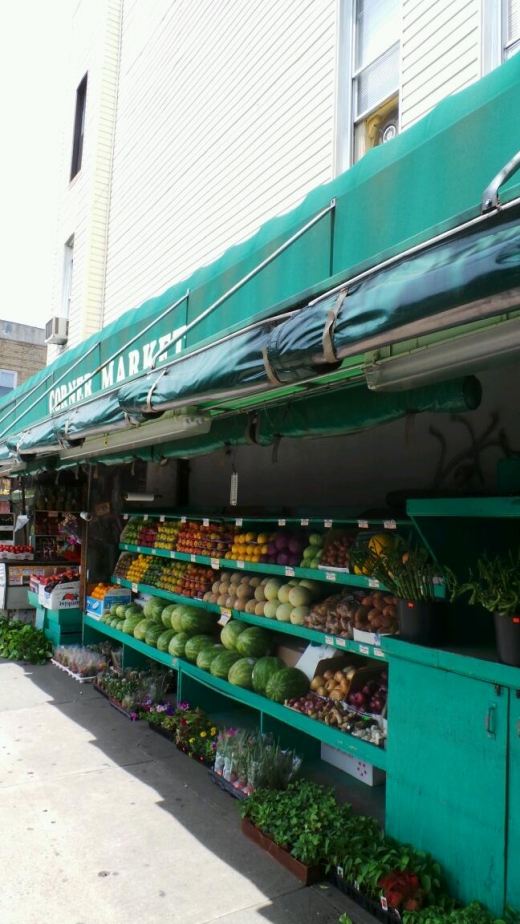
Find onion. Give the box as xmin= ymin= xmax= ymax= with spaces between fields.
xmin=288 ymin=538 xmax=304 ymax=555
xmin=277 ymin=552 xmax=289 ymax=565
xmin=275 ymin=533 xmax=289 ymax=551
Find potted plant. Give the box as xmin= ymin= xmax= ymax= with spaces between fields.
xmin=448 ymin=550 xmax=520 ymax=666
xmin=350 ymin=536 xmax=443 ymax=645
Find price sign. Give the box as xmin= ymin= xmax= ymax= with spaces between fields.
xmin=324 ymin=519 xmax=333 ymax=528
xmin=285 ymin=567 xmax=295 ymax=577
xmin=358 ymin=520 xmax=369 ymax=529
xmin=203 ymin=518 xmax=210 ymax=527
xmin=374 ymin=632 xmax=381 ymax=647
xmin=373 ymin=648 xmax=386 ymax=659
xmin=381 ymin=898 xmax=389 ymax=912
xmin=278 ymin=518 xmax=286 ymax=526
xmin=131 ymin=582 xmax=138 ymax=593
xmin=325 ymin=636 xmax=334 ymax=646
xmin=160 ymin=516 xmax=165 ymax=523
xmin=336 ymin=637 xmax=347 ymax=648
xmin=171 ymin=657 xmax=179 ymax=670
xmin=181 ymin=516 xmax=187 ymax=524
xmin=211 ymin=558 xmax=220 ymax=570
xmin=236 ymin=561 xmax=245 ymax=569
xmin=116 ymin=578 xmax=121 ymax=585
xmin=300 ymin=518 xmax=309 ymax=526
xmin=170 ymin=551 xmax=176 ymax=559
xmin=359 ymin=644 xmax=369 ymax=655
xmin=123 ymin=515 xmax=129 ymax=520
xmin=383 ymin=519 xmax=397 ymax=530
xmin=368 ymin=578 xmax=379 ymax=589
xmin=218 ymin=608 xmax=232 ymax=626
xmin=235 ymin=518 xmax=243 ymax=526
xmin=191 ymin=554 xmax=196 ymax=563
xmin=143 ymin=515 xmax=149 ymax=522
xmin=326 ymin=572 xmax=336 ymax=582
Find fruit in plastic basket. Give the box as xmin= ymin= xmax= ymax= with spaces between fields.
xmin=228 ymin=657 xmax=257 ymax=689
xmin=265 ymin=667 xmax=309 ymax=703
xmin=220 ymin=620 xmax=246 ymax=650
xmin=235 ymin=626 xmax=271 ymax=658
xmin=180 ymin=608 xmax=214 ymax=635
xmin=210 ymin=650 xmax=242 ymax=679
xmin=251 ymin=656 xmax=285 ymax=695
xmin=196 ymin=644 xmax=225 ymax=671
xmin=184 ymin=634 xmax=215 ymax=662
xmin=169 ymin=632 xmax=190 ymax=658
xmin=156 ymin=629 xmax=176 ymax=652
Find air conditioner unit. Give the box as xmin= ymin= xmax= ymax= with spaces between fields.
xmin=45 ymin=316 xmax=69 ymax=345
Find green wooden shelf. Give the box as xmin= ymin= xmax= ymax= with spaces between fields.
xmin=408 ymin=497 xmax=520 ymax=519
xmin=121 ymin=512 xmax=410 ymax=529
xmin=83 ymin=614 xmax=176 ymax=669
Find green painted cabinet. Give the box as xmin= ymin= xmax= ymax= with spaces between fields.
xmin=386 ymin=658 xmax=508 ymax=912
xmin=507 ymin=691 xmax=520 ymax=907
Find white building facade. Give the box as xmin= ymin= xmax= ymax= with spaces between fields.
xmin=49 ymin=0 xmax=520 ymax=353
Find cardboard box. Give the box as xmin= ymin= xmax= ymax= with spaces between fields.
xmin=353 ymin=628 xmax=394 ymax=645
xmin=85 ymin=586 xmax=132 ymax=620
xmin=320 ymin=743 xmax=386 ymax=786
xmin=38 ymin=581 xmax=81 ymax=610
xmin=30 ymin=566 xmax=72 ymax=593
xmin=275 ymin=639 xmax=308 ymax=668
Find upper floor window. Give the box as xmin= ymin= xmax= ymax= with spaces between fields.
xmin=70 ymin=74 xmax=87 ymax=181
xmin=0 ymin=370 xmax=17 ymax=398
xmin=336 ymin=0 xmax=401 ymax=173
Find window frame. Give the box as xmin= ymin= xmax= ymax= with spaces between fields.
xmin=70 ymin=73 xmax=88 ymax=181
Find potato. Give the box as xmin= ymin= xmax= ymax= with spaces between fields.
xmin=323 ymin=669 xmax=334 ymax=680
xmin=361 ymin=596 xmax=373 ymax=607
xmin=325 ymin=679 xmax=337 ymax=692
xmin=367 ymin=608 xmax=380 ymax=622
xmin=329 ymin=689 xmax=343 ymax=701
xmin=355 ymin=606 xmax=370 ymax=621
xmin=334 ymin=670 xmax=346 ymax=682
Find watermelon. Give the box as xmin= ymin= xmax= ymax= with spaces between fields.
xmin=101 ymin=612 xmax=112 ymax=624
xmin=116 ymin=604 xmax=127 ymax=618
xmin=210 ymin=650 xmax=243 ymax=679
xmin=228 ymin=657 xmax=257 ymax=689
xmin=110 ymin=617 xmax=121 ymax=628
xmin=220 ymin=620 xmax=247 ymax=650
xmin=235 ymin=627 xmax=271 ymax=658
xmin=109 ymin=604 xmax=120 ymax=618
xmin=252 ymin=656 xmax=285 ymax=695
xmin=145 ymin=624 xmax=164 ymax=647
xmin=113 ymin=619 xmax=126 ymax=631
xmin=144 ymin=598 xmax=165 ymax=622
xmin=122 ymin=614 xmax=143 ymax=634
xmin=265 ymin=667 xmax=309 ymax=703
xmin=184 ymin=634 xmax=214 ymax=662
xmin=169 ymin=632 xmax=190 ymax=658
xmin=133 ymin=618 xmax=154 ymax=641
xmin=125 ymin=604 xmax=142 ymax=619
xmin=180 ymin=608 xmax=214 ymax=635
xmin=161 ymin=604 xmax=176 ymax=628
xmin=196 ymin=644 xmax=225 ymax=671
xmin=157 ymin=629 xmax=176 ymax=652
xmin=171 ymin=605 xmax=191 ymax=633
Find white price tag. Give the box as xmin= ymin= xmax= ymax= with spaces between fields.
xmin=358 ymin=520 xmax=369 ymax=529
xmin=236 ymin=561 xmax=245 ymax=569
xmin=336 ymin=637 xmax=347 ymax=648
xmin=278 ymin=518 xmax=286 ymax=526
xmin=181 ymin=516 xmax=187 ymax=524
xmin=203 ymin=518 xmax=209 ymax=527
xmin=383 ymin=519 xmax=397 ymax=529
xmin=326 ymin=572 xmax=336 ymax=582
xmin=170 ymin=551 xmax=176 ymax=559
xmin=373 ymin=648 xmax=386 ymax=659
xmin=171 ymin=657 xmax=179 ymax=670
xmin=235 ymin=518 xmax=243 ymax=526
xmin=218 ymin=608 xmax=232 ymax=626
xmin=191 ymin=554 xmax=196 ymax=563
xmin=160 ymin=516 xmax=165 ymax=523
xmin=368 ymin=578 xmax=379 ymax=589
xmin=337 ymin=866 xmax=344 ymax=879
xmin=49 ymin=511 xmax=58 ymax=518
xmin=211 ymin=558 xmax=220 ymax=570
xmin=116 ymin=578 xmax=121 ymax=585
xmin=359 ymin=644 xmax=369 ymax=655
xmin=324 ymin=519 xmax=333 ymax=528
xmin=131 ymin=582 xmax=138 ymax=593
xmin=143 ymin=515 xmax=149 ymax=522
xmin=325 ymin=636 xmax=334 ymax=646
xmin=123 ymin=515 xmax=129 ymax=520
xmin=300 ymin=518 xmax=309 ymax=526
xmin=285 ymin=567 xmax=295 ymax=577
xmin=381 ymin=898 xmax=389 ymax=912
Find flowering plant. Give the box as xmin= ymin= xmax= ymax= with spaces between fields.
xmin=175 ymin=706 xmax=218 ymax=763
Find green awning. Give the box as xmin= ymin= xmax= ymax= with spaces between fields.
xmin=0 ymin=55 xmax=518 ymax=461
xmin=54 ymin=392 xmax=128 ymax=443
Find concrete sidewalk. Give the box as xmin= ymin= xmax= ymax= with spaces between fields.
xmin=0 ymin=659 xmax=376 ymax=924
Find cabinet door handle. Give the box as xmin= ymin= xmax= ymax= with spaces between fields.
xmin=485 ymin=703 xmax=496 ymax=738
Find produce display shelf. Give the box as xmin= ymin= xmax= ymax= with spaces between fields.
xmin=407 ymin=497 xmax=520 ymax=519
xmin=83 ymin=615 xmax=176 ymax=669
xmin=111 ymin=575 xmax=389 ymax=660
xmin=179 ymin=660 xmax=387 ymax=770
xmin=117 ymin=543 xmax=446 ymax=598
xmin=122 ymin=511 xmax=410 ymax=529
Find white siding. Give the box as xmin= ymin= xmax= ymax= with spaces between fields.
xmin=401 ymin=0 xmax=480 ymax=128
xmin=103 ymin=0 xmax=337 ymax=326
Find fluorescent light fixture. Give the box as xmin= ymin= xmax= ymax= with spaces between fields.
xmin=59 ymin=412 xmax=211 ymax=461
xmin=364 ymin=317 xmax=520 ymax=392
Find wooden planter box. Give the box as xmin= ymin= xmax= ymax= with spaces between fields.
xmin=240 ymin=817 xmax=325 ymax=885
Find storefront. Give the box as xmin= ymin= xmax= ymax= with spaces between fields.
xmin=1 ymin=55 xmax=520 ymax=915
